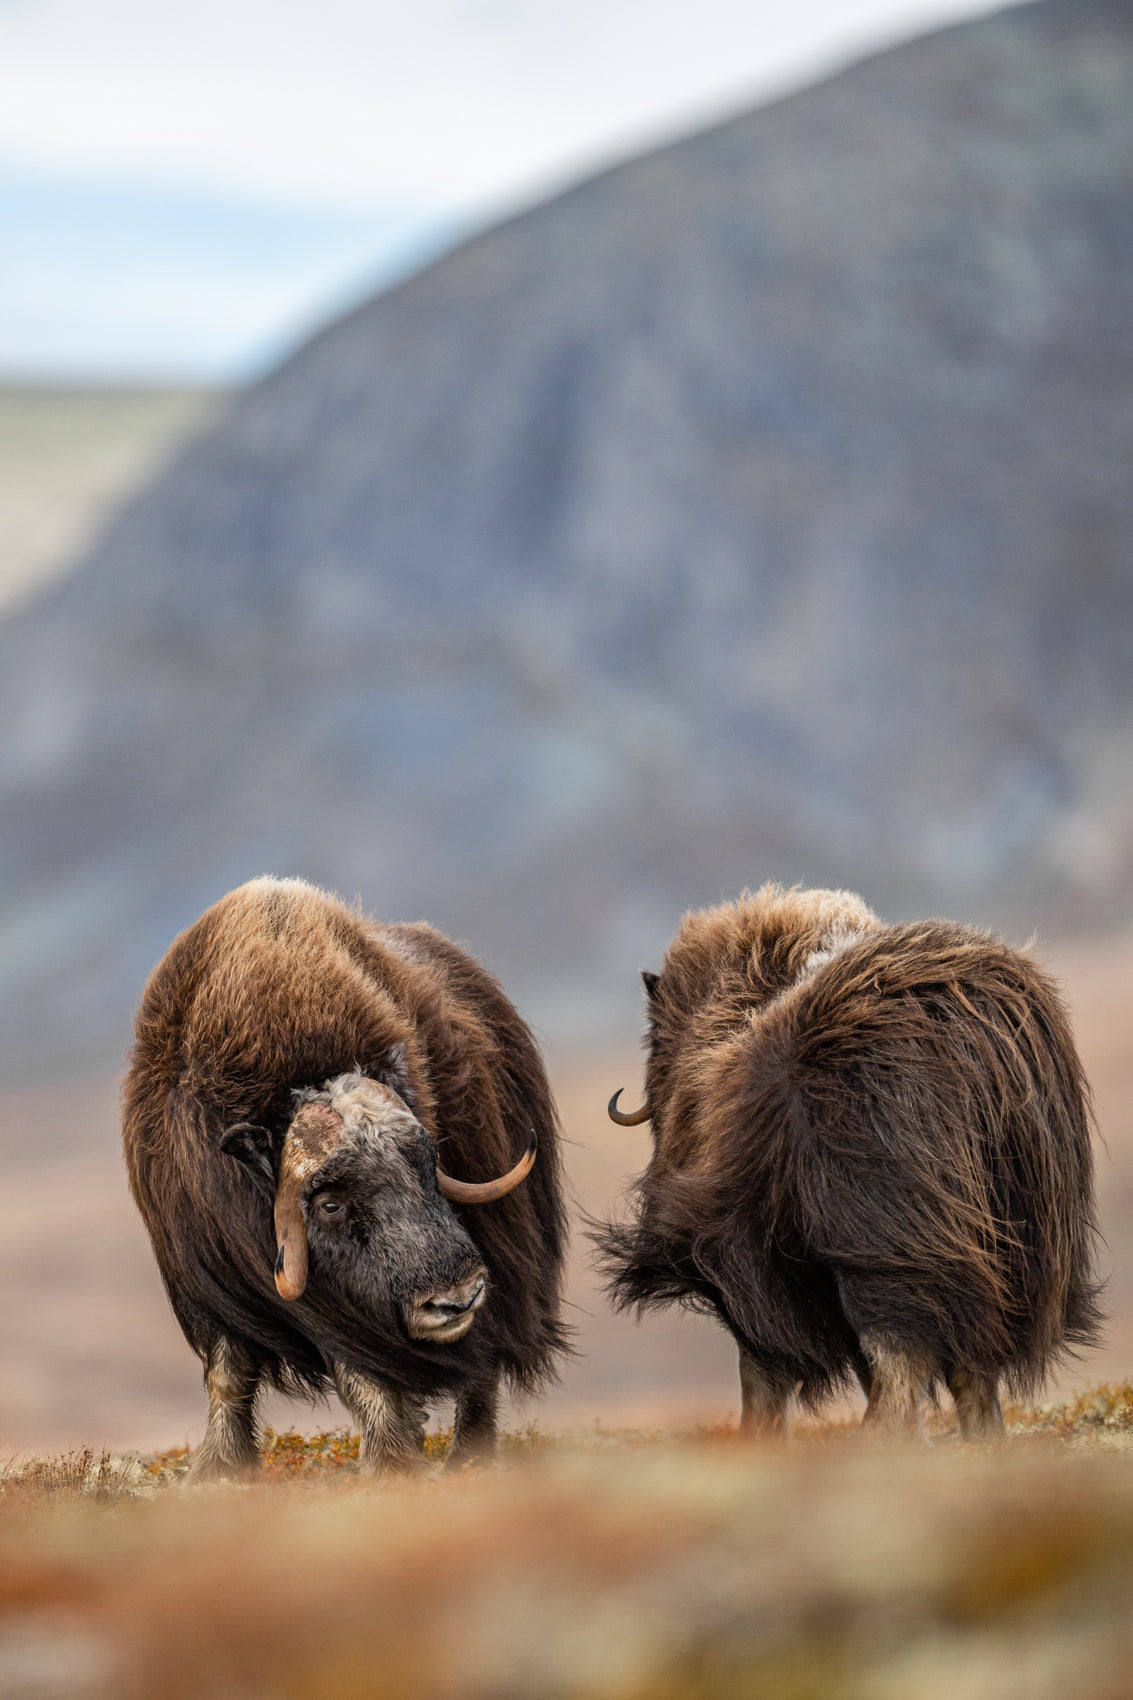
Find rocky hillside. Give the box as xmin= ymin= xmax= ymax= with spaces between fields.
xmin=1 ymin=0 xmax=1132 ymax=1071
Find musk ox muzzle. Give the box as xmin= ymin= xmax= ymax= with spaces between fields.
xmin=406 ymin=1272 xmax=488 ymax=1342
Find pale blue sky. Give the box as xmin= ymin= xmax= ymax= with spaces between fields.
xmin=0 ymin=0 xmax=1018 ymax=379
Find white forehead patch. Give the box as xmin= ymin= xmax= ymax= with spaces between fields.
xmin=296 ymin=1072 xmax=418 ymax=1145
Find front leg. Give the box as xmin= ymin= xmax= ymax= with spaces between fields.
xmin=188 ymin=1337 xmax=261 ymax=1482
xmin=333 ymin=1363 xmax=427 ymax=1475
xmin=448 ymin=1377 xmax=500 ymax=1469
xmin=738 ymin=1345 xmax=794 ymax=1439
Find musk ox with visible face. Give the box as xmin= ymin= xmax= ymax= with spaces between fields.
xmin=596 ymin=885 xmax=1101 ymax=1439
xmin=123 ymin=877 xmax=567 ymax=1478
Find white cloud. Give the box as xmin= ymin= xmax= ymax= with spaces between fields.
xmin=0 ymin=0 xmax=1018 ymax=210
xmin=0 ymin=0 xmax=1025 ymax=375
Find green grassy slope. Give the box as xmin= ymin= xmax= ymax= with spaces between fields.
xmin=0 ymin=386 xmax=219 ymax=615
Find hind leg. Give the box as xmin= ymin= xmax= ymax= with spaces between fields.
xmin=333 ymin=1363 xmax=427 ymax=1476
xmin=947 ymin=1366 xmax=1004 ymax=1441
xmin=859 ymin=1332 xmax=932 ymax=1437
xmin=189 ymin=1337 xmax=261 ymax=1482
xmin=738 ymin=1346 xmax=794 ymax=1439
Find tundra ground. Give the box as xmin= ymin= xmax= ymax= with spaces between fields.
xmin=2 ymin=1388 xmax=1133 ymax=1700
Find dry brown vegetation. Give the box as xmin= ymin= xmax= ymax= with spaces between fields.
xmin=1 ymin=1392 xmax=1132 ymax=1700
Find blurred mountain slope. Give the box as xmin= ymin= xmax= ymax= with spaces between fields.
xmin=1 ymin=0 xmax=1132 ymax=1072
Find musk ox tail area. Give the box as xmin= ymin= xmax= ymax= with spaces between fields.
xmin=596 ymin=919 xmax=1103 ymax=1406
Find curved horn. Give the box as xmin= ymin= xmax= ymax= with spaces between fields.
xmin=608 ymin=1089 xmax=650 ymax=1127
xmin=273 ymin=1102 xmax=343 ymax=1300
xmin=273 ymin=1176 xmax=308 ymax=1301
xmin=437 ymin=1131 xmax=537 ymax=1205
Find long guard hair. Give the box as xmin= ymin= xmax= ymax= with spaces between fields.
xmin=124 ymin=877 xmax=569 ymax=1403
xmin=596 ymin=886 xmax=1102 ymax=1408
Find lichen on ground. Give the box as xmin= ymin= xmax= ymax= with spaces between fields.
xmin=2 ymin=1391 xmax=1133 ymax=1700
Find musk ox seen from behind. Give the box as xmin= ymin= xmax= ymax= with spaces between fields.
xmin=123 ymin=877 xmax=567 ymax=1479
xmin=596 ymin=886 xmax=1101 ymax=1439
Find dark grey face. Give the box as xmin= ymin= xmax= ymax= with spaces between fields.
xmin=296 ymin=1076 xmax=488 ymax=1341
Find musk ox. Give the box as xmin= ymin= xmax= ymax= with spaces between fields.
xmin=596 ymin=886 xmax=1101 ymax=1439
xmin=123 ymin=877 xmax=567 ymax=1478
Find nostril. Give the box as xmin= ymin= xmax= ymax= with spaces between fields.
xmin=425 ymin=1279 xmax=485 ymax=1318
xmin=407 ymin=1274 xmax=487 ymax=1339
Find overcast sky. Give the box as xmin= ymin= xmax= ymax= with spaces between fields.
xmin=0 ymin=0 xmax=1021 ymax=379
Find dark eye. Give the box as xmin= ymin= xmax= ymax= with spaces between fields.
xmin=316 ymin=1196 xmax=344 ymax=1218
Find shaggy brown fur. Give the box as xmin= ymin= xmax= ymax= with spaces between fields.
xmin=595 ymin=886 xmax=1102 ymax=1437
xmin=123 ymin=877 xmax=568 ymax=1465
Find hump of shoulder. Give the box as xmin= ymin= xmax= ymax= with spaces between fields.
xmin=222 ymin=876 xmax=341 ymax=935
xmin=795 ymin=917 xmax=1038 ymax=1033
xmin=173 ymin=878 xmax=383 ymax=1024
xmin=859 ymin=918 xmax=1023 ymax=986
xmin=204 ymin=877 xmax=381 ymax=963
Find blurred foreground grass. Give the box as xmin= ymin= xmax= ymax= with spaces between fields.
xmin=2 ymin=1387 xmax=1133 ymax=1700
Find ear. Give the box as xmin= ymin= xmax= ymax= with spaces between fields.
xmin=641 ymin=970 xmax=661 ymax=1001
xmin=219 ymin=1122 xmax=275 ymax=1187
xmin=376 ymin=1040 xmax=416 ymax=1110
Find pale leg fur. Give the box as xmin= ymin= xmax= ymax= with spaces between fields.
xmin=449 ymin=1378 xmax=500 ymax=1468
xmin=947 ymin=1366 xmax=1005 ymax=1441
xmin=859 ymin=1333 xmax=932 ymax=1437
xmin=738 ymin=1345 xmax=793 ymax=1439
xmin=333 ymin=1363 xmax=427 ymax=1476
xmin=189 ymin=1338 xmax=261 ymax=1481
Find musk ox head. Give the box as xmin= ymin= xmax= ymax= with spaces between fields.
xmin=221 ymin=1061 xmax=535 ymax=1344
xmin=607 ymin=886 xmax=884 ymax=1128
